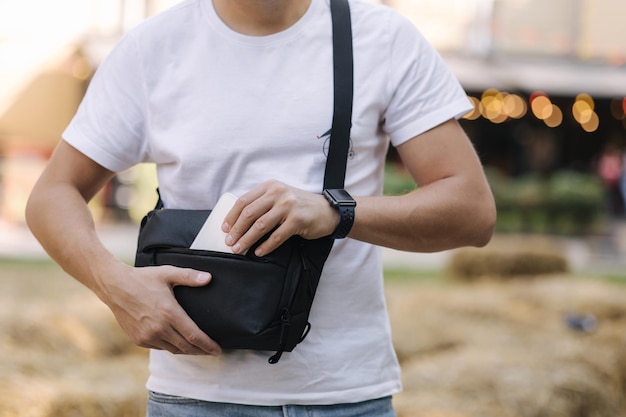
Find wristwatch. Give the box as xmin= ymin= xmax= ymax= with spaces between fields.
xmin=323 ymin=189 xmax=356 ymax=239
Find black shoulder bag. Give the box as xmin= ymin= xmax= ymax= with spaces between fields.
xmin=134 ymin=0 xmax=353 ymax=364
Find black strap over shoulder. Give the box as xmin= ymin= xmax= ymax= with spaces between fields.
xmin=324 ymin=0 xmax=354 ymax=190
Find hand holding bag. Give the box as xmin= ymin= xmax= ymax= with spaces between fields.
xmin=134 ymin=0 xmax=353 ymax=364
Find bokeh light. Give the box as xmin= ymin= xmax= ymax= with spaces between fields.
xmin=581 ymin=112 xmax=600 ymax=132
xmin=463 ymin=96 xmax=481 ymax=120
xmin=530 ymin=94 xmax=554 ymax=121
xmin=572 ymin=93 xmax=599 ymax=132
xmin=503 ymin=94 xmax=527 ymax=119
xmin=465 ymin=88 xmax=529 ymax=124
xmin=544 ymin=105 xmax=563 ymax=128
xmin=461 ymin=88 xmax=620 ymax=133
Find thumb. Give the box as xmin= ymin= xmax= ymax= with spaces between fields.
xmin=165 ymin=266 xmax=212 ymax=288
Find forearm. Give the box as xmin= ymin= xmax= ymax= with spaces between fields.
xmin=25 ymin=181 xmax=127 ymax=301
xmin=350 ymin=176 xmax=496 ymax=253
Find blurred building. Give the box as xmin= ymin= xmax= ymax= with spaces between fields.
xmin=388 ymin=0 xmax=626 ymax=178
xmin=1 ymin=0 xmax=625 ymax=224
xmin=0 ymin=0 xmax=176 ymax=223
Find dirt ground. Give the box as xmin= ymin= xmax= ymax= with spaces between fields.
xmin=1 ymin=260 xmax=625 ymax=417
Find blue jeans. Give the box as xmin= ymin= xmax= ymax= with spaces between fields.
xmin=147 ymin=391 xmax=396 ymax=417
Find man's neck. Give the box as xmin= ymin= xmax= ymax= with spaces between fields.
xmin=212 ymin=0 xmax=312 ymax=36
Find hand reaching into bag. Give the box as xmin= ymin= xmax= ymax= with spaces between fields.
xmin=222 ymin=180 xmax=340 ymax=257
xmin=100 ymin=262 xmax=223 ymax=356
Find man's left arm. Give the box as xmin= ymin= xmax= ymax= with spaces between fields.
xmin=350 ymin=118 xmax=496 ymax=253
xmin=223 ymin=118 xmax=496 ymax=255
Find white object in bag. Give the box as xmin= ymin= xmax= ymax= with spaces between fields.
xmin=190 ymin=192 xmax=239 ymax=253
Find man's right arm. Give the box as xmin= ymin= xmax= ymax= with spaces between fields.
xmin=26 ymin=141 xmax=221 ymax=356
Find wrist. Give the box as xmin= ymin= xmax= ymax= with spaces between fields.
xmin=89 ymin=254 xmax=131 ymax=304
xmin=323 ymin=189 xmax=356 ymax=239
xmin=326 ymin=200 xmax=341 ymax=236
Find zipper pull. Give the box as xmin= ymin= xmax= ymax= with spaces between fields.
xmin=268 ymin=349 xmax=284 ymax=364
xmin=268 ymin=309 xmax=292 ymax=364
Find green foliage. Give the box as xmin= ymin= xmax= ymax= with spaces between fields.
xmin=382 ymin=164 xmax=605 ymax=235
xmin=547 ymin=170 xmax=604 ymax=204
xmin=384 ymin=163 xmax=417 ymax=195
xmin=383 ymin=267 xmax=445 ymax=283
xmin=486 ymin=168 xmax=606 ymax=235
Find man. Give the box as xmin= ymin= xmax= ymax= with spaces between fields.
xmin=26 ymin=0 xmax=496 ymax=415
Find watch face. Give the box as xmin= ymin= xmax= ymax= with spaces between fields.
xmin=327 ymin=189 xmax=355 ymax=205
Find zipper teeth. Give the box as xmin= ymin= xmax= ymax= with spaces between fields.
xmin=153 ymin=247 xmax=279 ymax=265
xmin=169 ymin=248 xmax=250 ymax=260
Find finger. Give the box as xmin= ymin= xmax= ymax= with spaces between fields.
xmin=137 ymin=298 xmax=222 ymax=355
xmin=222 ymin=187 xmax=265 ymax=234
xmin=142 ymin=326 xmax=212 ymax=356
xmin=142 ymin=266 xmax=221 ymax=355
xmin=168 ymin=317 xmax=223 ymax=356
xmin=140 ymin=339 xmax=183 ymax=355
xmin=161 ymin=266 xmax=212 ymax=288
xmin=162 ymin=268 xmax=222 ymax=355
xmin=131 ymin=303 xmax=219 ymax=355
xmin=233 ymin=200 xmax=295 ymax=256
xmin=252 ymin=221 xmax=294 ymax=257
xmin=226 ymin=198 xmax=275 ymax=253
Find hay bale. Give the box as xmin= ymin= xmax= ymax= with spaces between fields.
xmin=387 ymin=276 xmax=626 ymax=417
xmin=0 ymin=262 xmax=149 ymax=417
xmin=2 ymin=305 xmax=139 ymax=359
xmin=395 ymin=410 xmax=472 ymax=417
xmin=0 ymin=357 xmax=148 ymax=417
xmin=447 ymin=235 xmax=568 ymax=280
xmin=48 ymin=391 xmax=145 ymax=417
xmin=448 ymin=250 xmax=568 ymax=279
xmin=397 ymin=345 xmax=626 ymax=417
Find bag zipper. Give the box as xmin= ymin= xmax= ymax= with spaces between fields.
xmin=267 ymin=242 xmax=311 ymax=364
xmin=268 ymin=308 xmax=292 ymax=364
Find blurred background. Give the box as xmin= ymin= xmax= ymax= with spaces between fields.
xmin=1 ymin=1 xmax=626 ymax=417
xmin=1 ymin=0 xmax=626 ymax=234
xmin=2 ymin=0 xmax=626 ymax=246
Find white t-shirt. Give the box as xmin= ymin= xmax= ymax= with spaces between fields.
xmin=63 ymin=0 xmax=472 ymax=406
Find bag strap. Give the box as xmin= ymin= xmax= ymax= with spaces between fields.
xmin=324 ymin=0 xmax=353 ymax=190
xmin=154 ymin=0 xmax=353 ymax=208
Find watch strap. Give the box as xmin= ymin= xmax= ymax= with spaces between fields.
xmin=332 ymin=205 xmax=355 ymax=239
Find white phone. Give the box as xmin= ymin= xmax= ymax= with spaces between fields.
xmin=190 ymin=192 xmax=239 ymax=253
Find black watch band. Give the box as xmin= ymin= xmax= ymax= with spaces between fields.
xmin=323 ymin=189 xmax=356 ymax=239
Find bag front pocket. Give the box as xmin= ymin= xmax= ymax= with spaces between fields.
xmin=156 ymin=249 xmax=287 ymax=349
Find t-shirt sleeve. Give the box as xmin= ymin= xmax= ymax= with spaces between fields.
xmin=62 ymin=31 xmax=149 ymax=172
xmin=382 ymin=14 xmax=473 ymax=147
